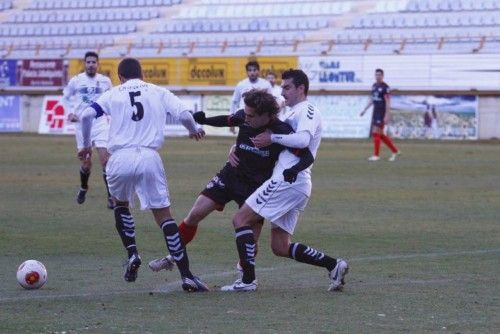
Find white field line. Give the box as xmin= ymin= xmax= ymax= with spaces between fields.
xmin=0 ymin=248 xmax=498 ymax=303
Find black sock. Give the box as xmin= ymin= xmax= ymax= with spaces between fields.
xmin=235 ymin=227 xmax=256 ymax=284
xmin=289 ymin=243 xmax=337 ymax=272
xmin=114 ymin=206 xmax=137 ymax=258
xmin=102 ymin=169 xmax=111 ymax=198
xmin=80 ymin=167 xmax=90 ymax=189
xmin=160 ymin=219 xmax=193 ymax=279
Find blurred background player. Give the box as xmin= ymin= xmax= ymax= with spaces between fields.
xmin=78 ymin=58 xmax=208 ymax=292
xmin=63 ymin=51 xmax=113 ymax=208
xmin=360 ymin=68 xmax=400 ymax=162
xmin=266 ymin=70 xmax=286 ymax=111
xmin=148 ymin=90 xmax=314 ymax=273
xmin=229 ymin=61 xmax=272 ymax=133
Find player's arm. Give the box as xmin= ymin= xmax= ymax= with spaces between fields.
xmin=269 ymin=131 xmax=312 ymax=149
xmin=193 ymin=109 xmax=245 ymax=127
xmin=283 ymin=148 xmax=315 ymax=183
xmin=163 ymin=89 xmax=205 ymax=140
xmin=360 ymin=95 xmax=373 ymax=116
xmin=229 ymin=84 xmax=241 ymax=115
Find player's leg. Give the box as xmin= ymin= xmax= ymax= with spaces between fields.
xmin=379 ymin=128 xmax=399 ymax=160
xmin=221 ymin=204 xmax=261 ymax=291
xmin=95 ymin=147 xmax=114 ymax=209
xmin=369 ymin=124 xmax=382 ymax=161
xmin=75 ymin=125 xmax=91 ymax=203
xmin=151 ymin=207 xmax=208 ymax=292
xmin=271 ymin=206 xmax=349 ymax=292
xmin=148 ymin=194 xmax=220 ymax=272
xmin=138 ymin=148 xmax=207 ymax=291
xmin=106 ymin=151 xmax=141 ymax=282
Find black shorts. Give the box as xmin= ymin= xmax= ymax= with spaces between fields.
xmin=201 ymin=164 xmax=260 ymax=210
xmin=372 ymin=109 xmax=386 ymax=127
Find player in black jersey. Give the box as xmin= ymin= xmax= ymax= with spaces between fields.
xmin=360 ymin=68 xmax=400 ymax=161
xmin=148 ymin=89 xmax=314 ymax=272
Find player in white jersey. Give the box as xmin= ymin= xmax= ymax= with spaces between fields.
xmin=229 ymin=61 xmax=272 ymax=134
xmin=78 ymin=58 xmax=208 ymax=292
xmin=221 ymin=69 xmax=349 ymax=292
xmin=63 ymin=51 xmax=113 ymax=208
xmin=266 ymin=70 xmax=285 ymax=109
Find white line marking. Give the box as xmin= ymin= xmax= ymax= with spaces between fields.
xmin=1 ymin=248 xmax=498 ymax=302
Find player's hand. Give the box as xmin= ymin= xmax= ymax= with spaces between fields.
xmin=228 ymin=145 xmax=239 ymax=167
xmin=189 ymin=128 xmax=205 ymax=141
xmin=193 ymin=111 xmax=206 ymax=124
xmin=67 ymin=113 xmax=79 ymax=122
xmin=283 ymin=168 xmax=298 ymax=184
xmin=78 ymin=147 xmax=92 ymax=161
xmin=251 ymin=130 xmax=272 ymax=148
xmin=229 ymin=126 xmax=236 ymax=135
xmin=384 ymin=115 xmax=390 ymax=124
xmin=359 ymin=111 xmax=365 ymax=117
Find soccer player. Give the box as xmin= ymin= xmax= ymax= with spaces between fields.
xmin=63 ymin=51 xmax=113 ymax=208
xmin=78 ymin=58 xmax=208 ymax=292
xmin=266 ymin=70 xmax=286 ymax=110
xmin=229 ymin=61 xmax=272 ymax=134
xmin=148 ymin=89 xmax=314 ymax=273
xmin=220 ymin=69 xmax=348 ymax=292
xmin=360 ymin=68 xmax=400 ymax=161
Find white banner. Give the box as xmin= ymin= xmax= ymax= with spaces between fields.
xmin=301 ymin=54 xmax=500 ymax=90
xmin=38 ymin=95 xmax=75 ymax=135
xmin=308 ymin=95 xmax=372 ymax=138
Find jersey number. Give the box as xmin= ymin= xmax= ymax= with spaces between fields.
xmin=129 ymin=91 xmax=144 ymax=121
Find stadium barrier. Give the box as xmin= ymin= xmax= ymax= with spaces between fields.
xmin=1 ymin=55 xmax=499 ymax=139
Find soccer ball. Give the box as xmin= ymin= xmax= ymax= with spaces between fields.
xmin=16 ymin=260 xmax=47 ymax=290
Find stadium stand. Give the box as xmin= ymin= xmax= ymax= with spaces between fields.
xmin=0 ymin=0 xmax=498 ymax=57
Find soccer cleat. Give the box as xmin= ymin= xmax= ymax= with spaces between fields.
xmin=76 ymin=188 xmax=88 ymax=204
xmin=328 ymin=258 xmax=349 ymax=291
xmin=181 ymin=276 xmax=210 ymax=292
xmin=367 ymin=155 xmax=380 ymax=161
xmin=221 ymin=279 xmax=258 ymax=292
xmin=124 ymin=253 xmax=141 ymax=282
xmin=148 ymin=255 xmax=175 ymax=272
xmin=107 ymin=197 xmax=115 ymax=210
xmin=388 ymin=151 xmax=401 ymax=162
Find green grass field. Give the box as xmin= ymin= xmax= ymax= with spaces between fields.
xmin=0 ymin=134 xmax=498 ymax=333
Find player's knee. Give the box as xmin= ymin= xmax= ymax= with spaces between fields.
xmin=185 ymin=211 xmax=203 ymax=225
xmin=271 ymin=242 xmax=288 ymax=257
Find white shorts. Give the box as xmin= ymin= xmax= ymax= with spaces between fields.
xmin=105 ymin=147 xmax=171 ymax=210
xmin=75 ymin=116 xmax=109 ymax=150
xmin=246 ymin=176 xmax=310 ymax=235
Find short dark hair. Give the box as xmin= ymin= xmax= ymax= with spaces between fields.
xmin=282 ymin=69 xmax=309 ymax=95
xmin=375 ymin=68 xmax=384 ymax=75
xmin=243 ymin=89 xmax=279 ymax=116
xmin=84 ymin=51 xmax=99 ymax=61
xmin=118 ymin=58 xmax=142 ymax=79
xmin=266 ymin=70 xmax=276 ymax=77
xmin=246 ymin=60 xmax=260 ymax=71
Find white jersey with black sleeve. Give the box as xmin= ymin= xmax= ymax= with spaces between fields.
xmin=89 ymin=78 xmax=198 ymax=154
xmin=230 ymin=77 xmax=272 ymax=114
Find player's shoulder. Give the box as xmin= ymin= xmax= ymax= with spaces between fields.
xmin=96 ymin=73 xmax=112 ymax=82
xmin=259 ymin=78 xmax=272 ymax=88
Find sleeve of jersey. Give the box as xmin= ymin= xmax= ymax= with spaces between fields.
xmin=163 ymin=89 xmax=190 ymax=120
xmin=295 ymin=105 xmax=317 ymax=136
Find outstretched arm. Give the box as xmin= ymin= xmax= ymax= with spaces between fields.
xmin=193 ymin=111 xmax=244 ymax=128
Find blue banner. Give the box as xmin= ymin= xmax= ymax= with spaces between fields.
xmin=0 ymin=96 xmax=21 ymax=132
xmin=0 ymin=60 xmax=16 ymax=87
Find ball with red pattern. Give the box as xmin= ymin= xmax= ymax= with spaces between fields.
xmin=16 ymin=260 xmax=47 ymax=290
